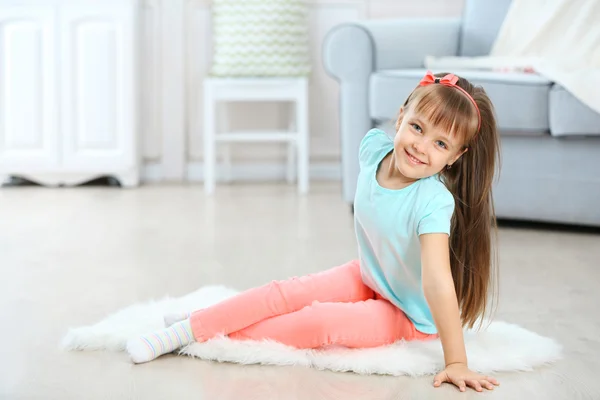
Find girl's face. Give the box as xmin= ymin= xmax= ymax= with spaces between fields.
xmin=393 ymin=106 xmax=467 ymax=180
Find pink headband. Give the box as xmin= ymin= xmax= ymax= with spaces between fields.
xmin=419 ymin=70 xmax=481 ymax=133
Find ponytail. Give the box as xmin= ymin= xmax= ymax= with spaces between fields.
xmin=441 ymin=86 xmax=501 ymax=329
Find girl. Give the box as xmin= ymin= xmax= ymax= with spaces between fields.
xmin=127 ymin=71 xmax=501 ymax=393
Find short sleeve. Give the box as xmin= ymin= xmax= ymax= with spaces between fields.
xmin=417 ymin=191 xmax=455 ymax=236
xmin=359 ymin=129 xmax=393 ymax=168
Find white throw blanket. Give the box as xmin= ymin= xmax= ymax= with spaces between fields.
xmin=61 ymin=285 xmax=563 ymax=376
xmin=425 ymin=0 xmax=600 ymax=113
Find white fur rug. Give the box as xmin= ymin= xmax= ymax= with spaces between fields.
xmin=62 ymin=286 xmax=562 ymax=376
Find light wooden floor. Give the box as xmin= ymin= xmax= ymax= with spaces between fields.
xmin=0 ymin=183 xmax=598 ymax=400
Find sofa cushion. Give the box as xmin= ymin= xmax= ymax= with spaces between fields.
xmin=549 ymin=85 xmax=600 ymax=137
xmin=459 ymin=0 xmax=512 ymax=57
xmin=369 ymin=69 xmax=551 ymax=134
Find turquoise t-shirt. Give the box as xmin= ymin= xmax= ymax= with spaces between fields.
xmin=353 ymin=129 xmax=455 ymax=334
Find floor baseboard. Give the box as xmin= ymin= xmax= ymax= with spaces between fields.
xmin=142 ymin=161 xmax=341 ymax=183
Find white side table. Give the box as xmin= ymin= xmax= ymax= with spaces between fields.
xmin=203 ymin=78 xmax=309 ymax=194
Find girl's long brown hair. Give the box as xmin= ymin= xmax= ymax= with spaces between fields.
xmin=397 ymin=72 xmax=501 ymax=329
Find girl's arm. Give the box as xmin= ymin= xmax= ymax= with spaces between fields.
xmin=420 ymin=233 xmax=499 ymax=392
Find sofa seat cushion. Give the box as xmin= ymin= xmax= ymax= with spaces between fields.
xmin=550 ymin=85 xmax=600 ymax=137
xmin=370 ymin=69 xmax=551 ymax=134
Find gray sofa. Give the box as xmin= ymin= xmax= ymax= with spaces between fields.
xmin=323 ymin=0 xmax=600 ymax=227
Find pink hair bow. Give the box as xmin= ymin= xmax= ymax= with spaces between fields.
xmin=419 ymin=70 xmax=459 ymax=87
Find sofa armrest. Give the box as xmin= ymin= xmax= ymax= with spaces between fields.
xmin=322 ymin=18 xmax=461 ymax=203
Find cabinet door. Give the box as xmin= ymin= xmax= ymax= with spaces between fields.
xmin=0 ymin=4 xmax=58 ymax=170
xmin=60 ymin=2 xmax=137 ymax=171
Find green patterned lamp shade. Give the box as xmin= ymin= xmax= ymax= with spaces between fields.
xmin=210 ymin=0 xmax=311 ymax=77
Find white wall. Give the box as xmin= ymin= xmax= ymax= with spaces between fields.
xmin=140 ymin=0 xmax=464 ymax=183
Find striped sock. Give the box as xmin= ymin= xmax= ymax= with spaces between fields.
xmin=127 ymin=319 xmax=194 ymax=364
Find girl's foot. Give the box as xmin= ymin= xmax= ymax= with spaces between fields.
xmin=164 ymin=311 xmax=191 ymax=327
xmin=127 ymin=319 xmax=194 ymax=364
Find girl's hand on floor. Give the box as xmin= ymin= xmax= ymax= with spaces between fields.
xmin=433 ymin=363 xmax=500 ymax=392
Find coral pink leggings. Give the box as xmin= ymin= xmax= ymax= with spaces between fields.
xmin=189 ymin=260 xmax=435 ymax=349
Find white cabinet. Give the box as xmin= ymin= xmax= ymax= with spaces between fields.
xmin=0 ymin=4 xmax=58 ymax=171
xmin=0 ymin=0 xmax=139 ymax=187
